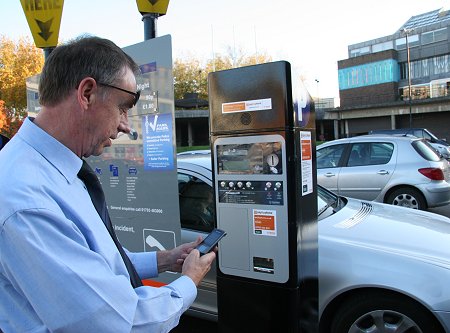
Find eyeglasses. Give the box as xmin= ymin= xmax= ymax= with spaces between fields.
xmin=97 ymin=82 xmax=140 ymax=106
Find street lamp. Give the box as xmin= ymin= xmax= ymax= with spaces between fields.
xmin=401 ymin=28 xmax=414 ymax=128
xmin=315 ymin=79 xmax=320 ymax=110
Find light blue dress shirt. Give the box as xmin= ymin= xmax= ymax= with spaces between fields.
xmin=0 ymin=118 xmax=196 ymax=333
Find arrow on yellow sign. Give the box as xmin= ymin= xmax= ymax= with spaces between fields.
xmin=20 ymin=0 xmax=64 ymax=48
xmin=36 ymin=18 xmax=54 ymax=41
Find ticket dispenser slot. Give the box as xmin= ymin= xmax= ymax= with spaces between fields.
xmin=209 ymin=61 xmax=318 ymax=333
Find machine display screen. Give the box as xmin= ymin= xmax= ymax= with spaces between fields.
xmin=217 ymin=142 xmax=283 ymax=175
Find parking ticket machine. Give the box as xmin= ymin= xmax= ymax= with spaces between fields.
xmin=209 ymin=61 xmax=318 ymax=332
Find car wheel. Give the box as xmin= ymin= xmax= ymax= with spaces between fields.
xmin=386 ymin=187 xmax=426 ymax=210
xmin=330 ymin=292 xmax=444 ymax=333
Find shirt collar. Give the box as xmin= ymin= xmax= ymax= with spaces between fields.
xmin=18 ymin=117 xmax=83 ymax=184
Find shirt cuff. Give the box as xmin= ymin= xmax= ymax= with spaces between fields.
xmin=167 ymin=275 xmax=197 ymax=311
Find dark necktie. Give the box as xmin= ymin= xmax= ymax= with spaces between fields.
xmin=78 ymin=160 xmax=143 ymax=288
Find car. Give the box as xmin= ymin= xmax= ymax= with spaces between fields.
xmin=177 ymin=149 xmax=211 ymax=156
xmin=317 ymin=135 xmax=450 ymax=210
xmin=429 ymin=141 xmax=450 ymax=160
xmin=369 ymin=128 xmax=450 ymax=160
xmin=369 ymin=128 xmax=448 ymax=146
xmin=170 ymin=152 xmax=450 ymax=333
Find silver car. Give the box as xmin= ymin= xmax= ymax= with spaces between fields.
xmin=431 ymin=142 xmax=450 ymax=160
xmin=317 ymin=135 xmax=450 ymax=210
xmin=168 ymin=152 xmax=450 ymax=332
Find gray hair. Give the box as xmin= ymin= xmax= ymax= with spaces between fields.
xmin=39 ymin=35 xmax=140 ymax=106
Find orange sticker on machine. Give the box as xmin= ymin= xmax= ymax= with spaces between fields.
xmin=222 ymin=102 xmax=246 ymax=113
xmin=222 ymin=98 xmax=272 ymax=114
xmin=253 ymin=209 xmax=277 ymax=236
xmin=301 ymin=139 xmax=312 ymax=160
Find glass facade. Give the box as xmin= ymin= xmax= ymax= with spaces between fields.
xmin=399 ymin=80 xmax=450 ymax=100
xmin=338 ymin=59 xmax=399 ymax=90
xmin=400 ymin=54 xmax=450 ymax=80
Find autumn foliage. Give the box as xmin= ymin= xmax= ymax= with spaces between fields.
xmin=0 ymin=101 xmax=7 ymax=130
xmin=173 ymin=51 xmax=272 ymax=102
xmin=0 ymin=36 xmax=44 ymax=138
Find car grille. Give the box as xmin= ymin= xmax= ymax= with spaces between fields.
xmin=334 ymin=202 xmax=373 ymax=229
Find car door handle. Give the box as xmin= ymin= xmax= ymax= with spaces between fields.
xmin=377 ymin=170 xmax=389 ymax=175
xmin=324 ymin=172 xmax=336 ymax=177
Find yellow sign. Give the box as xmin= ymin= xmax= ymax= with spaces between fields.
xmin=20 ymin=0 xmax=64 ymax=48
xmin=136 ymin=0 xmax=170 ymax=15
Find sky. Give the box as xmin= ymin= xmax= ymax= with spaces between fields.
xmin=1 ymin=0 xmax=448 ymax=103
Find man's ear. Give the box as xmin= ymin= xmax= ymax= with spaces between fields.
xmin=77 ymin=77 xmax=97 ymax=110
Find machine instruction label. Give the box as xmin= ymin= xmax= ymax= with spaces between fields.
xmin=300 ymin=131 xmax=313 ymax=196
xmin=253 ymin=209 xmax=277 ymax=236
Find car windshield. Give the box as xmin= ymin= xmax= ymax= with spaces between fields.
xmin=317 ymin=185 xmax=344 ymax=219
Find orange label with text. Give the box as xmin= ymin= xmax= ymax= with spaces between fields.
xmin=301 ymin=140 xmax=312 ymax=160
xmin=254 ymin=214 xmax=275 ymax=231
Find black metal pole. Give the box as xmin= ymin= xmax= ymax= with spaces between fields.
xmin=43 ymin=47 xmax=54 ymax=61
xmin=405 ymin=32 xmax=413 ymax=128
xmin=142 ymin=13 xmax=159 ymax=40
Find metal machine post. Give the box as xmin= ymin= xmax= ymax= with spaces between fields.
xmin=209 ymin=61 xmax=318 ymax=332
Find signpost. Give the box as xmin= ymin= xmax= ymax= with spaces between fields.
xmin=136 ymin=0 xmax=170 ymax=40
xmin=87 ymin=36 xmax=182 ymax=285
xmin=136 ymin=0 xmax=170 ymax=15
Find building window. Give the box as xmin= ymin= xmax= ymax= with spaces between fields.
xmin=372 ymin=41 xmax=394 ymax=53
xmin=395 ymin=34 xmax=420 ymax=50
xmin=349 ymin=46 xmax=371 ymax=58
xmin=399 ymin=85 xmax=430 ymax=101
xmin=433 ymin=55 xmax=450 ymax=75
xmin=400 ymin=55 xmax=450 ymax=80
xmin=430 ymin=80 xmax=450 ymax=98
xmin=421 ymin=28 xmax=448 ymax=45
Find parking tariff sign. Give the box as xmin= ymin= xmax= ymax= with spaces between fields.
xmin=143 ymin=113 xmax=174 ymax=171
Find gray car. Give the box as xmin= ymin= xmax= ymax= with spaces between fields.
xmin=153 ymin=152 xmax=450 ymax=333
xmin=317 ymin=135 xmax=450 ymax=210
xmin=369 ymin=128 xmax=450 ymax=160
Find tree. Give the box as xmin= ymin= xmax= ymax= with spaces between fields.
xmin=0 ymin=100 xmax=7 ymax=132
xmin=173 ymin=50 xmax=272 ymax=103
xmin=0 ymin=36 xmax=44 ymax=137
xmin=173 ymin=58 xmax=207 ymax=101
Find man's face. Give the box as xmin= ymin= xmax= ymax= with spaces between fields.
xmin=85 ymin=68 xmax=138 ymax=157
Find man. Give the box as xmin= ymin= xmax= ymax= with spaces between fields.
xmin=0 ymin=36 xmax=215 ymax=333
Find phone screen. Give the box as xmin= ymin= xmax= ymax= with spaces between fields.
xmin=196 ymin=228 xmax=227 ymax=255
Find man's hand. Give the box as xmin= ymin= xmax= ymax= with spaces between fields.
xmin=157 ymin=236 xmax=203 ymax=273
xmin=182 ymin=249 xmax=216 ymax=286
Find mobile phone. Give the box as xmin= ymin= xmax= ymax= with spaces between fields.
xmin=196 ymin=228 xmax=227 ymax=255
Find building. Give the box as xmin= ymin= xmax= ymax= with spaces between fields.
xmin=174 ymin=93 xmax=209 ymax=147
xmin=323 ymin=7 xmax=450 ymax=141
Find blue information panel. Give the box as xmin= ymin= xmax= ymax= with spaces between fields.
xmin=143 ymin=113 xmax=174 ymax=171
